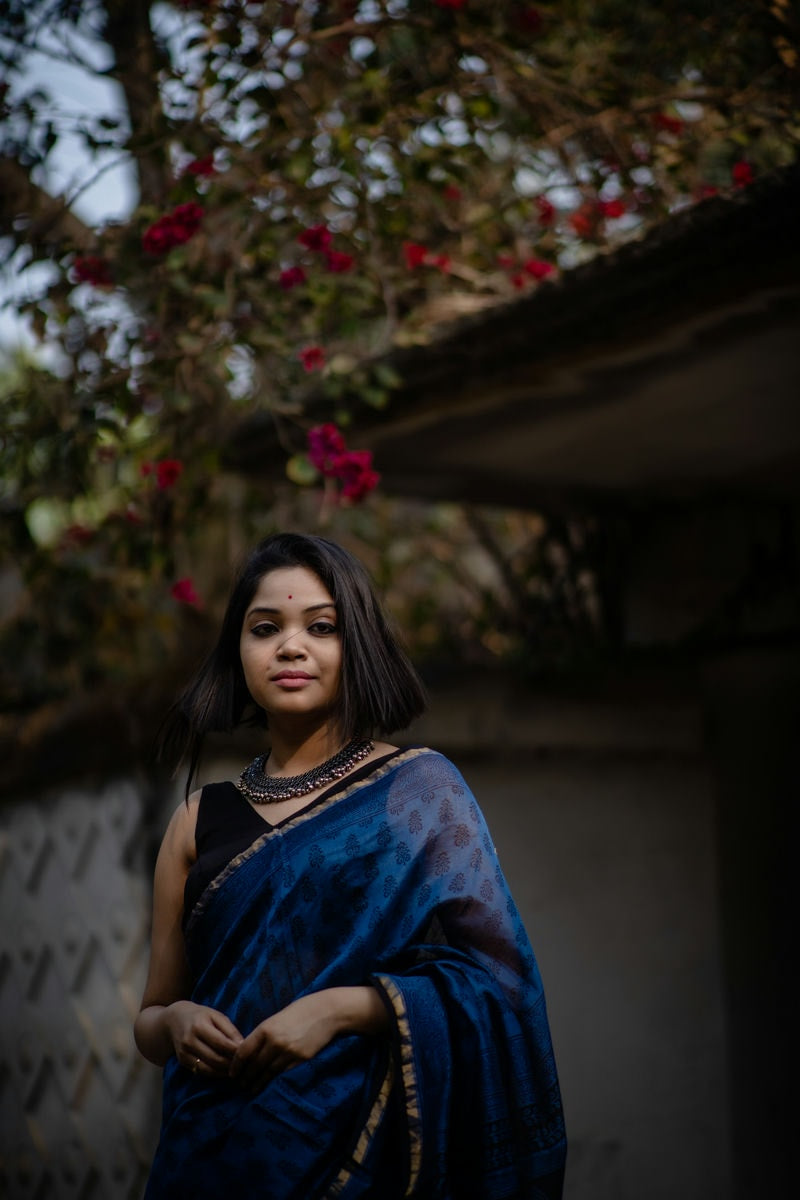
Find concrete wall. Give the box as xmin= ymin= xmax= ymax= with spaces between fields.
xmin=409 ymin=679 xmax=732 ymax=1200
xmin=0 ymin=779 xmax=162 ymax=1200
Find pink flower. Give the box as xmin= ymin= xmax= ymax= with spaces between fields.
xmin=279 ymin=266 xmax=307 ymax=290
xmin=308 ymin=423 xmax=347 ymax=474
xmin=732 ymin=160 xmax=754 ymax=187
xmin=403 ymin=241 xmax=429 ymax=269
xmin=535 ymin=196 xmax=556 ymax=226
xmin=429 ymin=253 xmax=451 ymax=273
xmin=298 ymin=224 xmax=332 ymax=252
xmin=299 ymin=345 xmax=326 ymax=372
xmin=72 ymin=255 xmax=113 ymax=287
xmin=171 ymin=578 xmax=201 ymax=606
xmin=185 ymin=154 xmax=216 ymax=177
xmin=325 ymin=249 xmax=355 ymax=273
xmin=523 ymin=258 xmax=554 ymax=280
xmin=156 ymin=459 xmax=184 ymax=489
xmin=142 ymin=203 xmax=204 ymax=255
xmin=597 ymin=198 xmax=626 ymax=219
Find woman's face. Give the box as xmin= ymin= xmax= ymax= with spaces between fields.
xmin=239 ymin=566 xmax=342 ymax=726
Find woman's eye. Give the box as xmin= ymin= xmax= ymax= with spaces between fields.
xmin=310 ymin=621 xmax=337 ymax=635
xmin=251 ymin=623 xmax=278 ymax=637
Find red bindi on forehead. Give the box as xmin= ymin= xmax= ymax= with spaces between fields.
xmin=288 ymin=595 xmax=292 ymax=599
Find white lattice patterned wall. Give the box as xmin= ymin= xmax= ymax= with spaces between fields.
xmin=0 ymin=780 xmax=162 ymax=1199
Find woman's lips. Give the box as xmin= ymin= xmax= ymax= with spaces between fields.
xmin=272 ymin=672 xmax=314 ymax=688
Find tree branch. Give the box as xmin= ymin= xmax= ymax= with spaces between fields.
xmin=0 ymin=155 xmax=94 ymax=253
xmin=101 ymin=0 xmax=169 ymax=207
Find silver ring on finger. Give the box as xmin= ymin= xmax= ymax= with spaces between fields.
xmin=192 ymin=1056 xmax=200 ymax=1074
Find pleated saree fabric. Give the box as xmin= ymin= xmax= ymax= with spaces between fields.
xmin=144 ymin=749 xmax=567 ymax=1199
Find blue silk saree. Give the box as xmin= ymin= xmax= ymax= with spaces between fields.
xmin=145 ymin=749 xmax=566 ymax=1199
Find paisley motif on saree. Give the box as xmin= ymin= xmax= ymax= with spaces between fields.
xmin=145 ymin=749 xmax=566 ymax=1199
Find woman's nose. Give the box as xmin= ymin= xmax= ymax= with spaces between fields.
xmin=277 ymin=629 xmax=307 ymax=657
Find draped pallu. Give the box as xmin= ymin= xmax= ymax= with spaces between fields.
xmin=145 ymin=750 xmax=566 ymax=1199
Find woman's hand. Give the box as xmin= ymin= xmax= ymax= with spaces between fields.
xmin=230 ymin=985 xmax=389 ymax=1092
xmin=229 ymin=991 xmax=337 ymax=1091
xmin=164 ymin=1000 xmax=243 ymax=1078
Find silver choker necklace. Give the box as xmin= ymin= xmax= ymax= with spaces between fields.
xmin=236 ymin=738 xmax=374 ymax=804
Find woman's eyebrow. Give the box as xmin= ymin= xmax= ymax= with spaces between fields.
xmin=246 ymin=602 xmax=336 ymax=617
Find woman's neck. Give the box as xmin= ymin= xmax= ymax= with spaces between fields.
xmin=265 ymin=723 xmax=347 ymax=777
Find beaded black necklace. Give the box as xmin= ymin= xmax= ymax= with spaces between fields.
xmin=236 ymin=737 xmax=374 ymax=804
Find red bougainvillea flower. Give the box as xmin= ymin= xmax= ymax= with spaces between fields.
xmin=72 ymin=255 xmax=113 ymax=287
xmin=299 ymin=345 xmax=326 ymax=372
xmin=403 ymin=241 xmax=429 ymax=269
xmin=695 ymin=183 xmax=720 ymax=201
xmin=185 ymin=154 xmax=216 ymax=177
xmin=279 ymin=266 xmax=307 ymax=290
xmin=308 ymin=423 xmax=347 ymax=474
xmin=535 ymin=195 xmax=556 ymax=226
xmin=434 ymin=0 xmax=467 ymax=9
xmin=307 ymin=426 xmax=379 ymax=502
xmin=569 ymin=206 xmax=595 ymax=238
xmin=142 ymin=202 xmax=204 ymax=255
xmin=443 ymin=183 xmax=462 ymax=201
xmin=732 ymin=160 xmax=754 ymax=187
xmin=510 ymin=272 xmax=526 ymax=291
xmin=140 ymin=461 xmax=154 ymax=478
xmin=325 ymin=249 xmax=355 ymax=273
xmin=168 ymin=202 xmax=204 ymax=239
xmin=298 ymin=224 xmax=332 ymax=252
xmin=515 ymin=6 xmax=544 ymax=33
xmin=156 ymin=459 xmax=184 ymax=489
xmin=429 ymin=253 xmax=451 ymax=273
xmin=652 ymin=112 xmax=684 ymax=136
xmin=523 ymin=258 xmax=555 ymax=280
xmin=171 ymin=578 xmax=201 ymax=606
xmin=337 ymin=450 xmax=380 ymax=502
xmin=597 ymin=198 xmax=626 ymax=219
xmin=62 ymin=523 xmax=94 ymax=546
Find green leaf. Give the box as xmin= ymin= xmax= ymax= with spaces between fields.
xmin=360 ymin=386 xmax=389 ymax=409
xmin=285 ymin=454 xmax=319 ymax=486
xmin=25 ymin=497 xmax=71 ymax=548
xmin=373 ymin=363 xmax=403 ymax=390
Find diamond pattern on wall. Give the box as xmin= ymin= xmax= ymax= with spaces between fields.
xmin=0 ymin=780 xmax=164 ymax=1200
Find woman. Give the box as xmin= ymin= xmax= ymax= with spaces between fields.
xmin=136 ymin=533 xmax=566 ymax=1199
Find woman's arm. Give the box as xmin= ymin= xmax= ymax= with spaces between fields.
xmin=134 ymin=793 xmax=242 ymax=1073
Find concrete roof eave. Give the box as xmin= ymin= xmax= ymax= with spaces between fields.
xmin=226 ymin=162 xmax=800 ymax=511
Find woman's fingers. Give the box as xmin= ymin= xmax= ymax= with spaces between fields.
xmin=173 ymin=1003 xmax=244 ymax=1077
xmin=210 ymin=1009 xmax=244 ymax=1046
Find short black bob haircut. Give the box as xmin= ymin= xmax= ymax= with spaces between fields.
xmin=160 ymin=532 xmax=428 ymax=793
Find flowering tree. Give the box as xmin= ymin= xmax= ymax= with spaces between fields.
xmin=0 ymin=0 xmax=797 ymax=711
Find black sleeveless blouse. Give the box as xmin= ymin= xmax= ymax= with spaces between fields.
xmin=183 ymin=750 xmax=403 ymax=924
